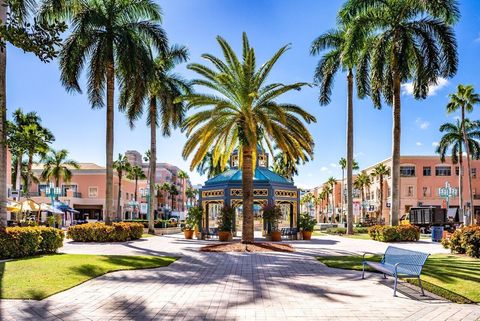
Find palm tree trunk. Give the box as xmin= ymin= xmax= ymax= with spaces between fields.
xmin=362 ymin=188 xmax=366 ymax=221
xmin=461 ymin=108 xmax=474 ymax=225
xmin=332 ymin=191 xmax=336 ymax=223
xmin=242 ymin=146 xmax=254 ymax=243
xmin=390 ymin=69 xmax=401 ymax=226
xmin=16 ymin=153 xmax=22 ymax=192
xmin=0 ymin=1 xmax=6 ymax=226
xmin=104 ymin=58 xmax=115 ymax=225
xmin=117 ymin=172 xmax=122 ymax=221
xmin=459 ymin=148 xmax=464 ymax=223
xmin=26 ymin=153 xmax=33 ymax=198
xmin=134 ymin=177 xmax=138 ymax=202
xmin=346 ymin=69 xmax=354 ymax=234
xmin=148 ymin=98 xmax=156 ymax=234
xmin=379 ymin=175 xmax=384 ymax=222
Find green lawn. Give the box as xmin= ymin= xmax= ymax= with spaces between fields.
xmin=317 ymin=254 xmax=480 ymax=303
xmin=312 ymin=231 xmax=370 ymax=240
xmin=0 ymin=254 xmax=177 ymax=300
xmin=142 ymin=233 xmax=156 ymax=238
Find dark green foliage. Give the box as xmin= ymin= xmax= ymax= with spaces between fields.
xmin=262 ymin=205 xmax=283 ymax=232
xmin=368 ymin=225 xmax=420 ymax=242
xmin=218 ymin=206 xmax=234 ymax=232
xmin=67 ymin=222 xmax=144 ymax=242
xmin=0 ymin=226 xmax=64 ymax=258
xmin=445 ymin=226 xmax=480 ymax=258
xmin=185 ymin=206 xmax=202 ymax=230
xmin=298 ymin=212 xmax=317 ymax=232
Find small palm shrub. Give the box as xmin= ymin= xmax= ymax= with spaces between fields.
xmin=298 ymin=213 xmax=317 ymax=232
xmin=67 ymin=222 xmax=143 ymax=242
xmin=218 ymin=206 xmax=235 ymax=232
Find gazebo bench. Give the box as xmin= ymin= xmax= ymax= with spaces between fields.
xmin=201 ymin=228 xmax=218 ymax=239
xmin=281 ymin=227 xmax=298 ymax=240
xmin=362 ymin=246 xmax=430 ymax=296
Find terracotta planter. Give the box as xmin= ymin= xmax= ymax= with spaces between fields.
xmin=302 ymin=231 xmax=312 ymax=240
xmin=218 ymin=231 xmax=231 ymax=242
xmin=184 ymin=229 xmax=194 ymax=239
xmin=271 ymin=231 xmax=282 ymax=242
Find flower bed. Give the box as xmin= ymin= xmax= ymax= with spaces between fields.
xmin=442 ymin=226 xmax=480 ymax=258
xmin=67 ymin=222 xmax=143 ymax=242
xmin=0 ymin=226 xmax=64 ymax=258
xmin=368 ymin=225 xmax=420 ymax=242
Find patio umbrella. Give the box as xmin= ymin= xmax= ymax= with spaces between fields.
xmin=20 ymin=200 xmax=40 ymax=212
xmin=7 ymin=200 xmax=21 ymax=212
xmin=40 ymin=203 xmax=64 ymax=214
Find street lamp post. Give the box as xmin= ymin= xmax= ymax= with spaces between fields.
xmin=141 ymin=187 xmax=150 ymax=221
xmin=44 ymin=183 xmax=61 ymax=205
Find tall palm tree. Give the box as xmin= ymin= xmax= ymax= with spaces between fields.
xmin=272 ymin=152 xmax=302 ymax=181
xmin=122 ymin=45 xmax=191 ymax=234
xmin=127 ymin=165 xmax=146 ymax=205
xmin=322 ymin=185 xmax=332 ymax=223
xmin=43 ymin=0 xmax=167 ymax=224
xmin=338 ymin=157 xmax=359 ymax=223
xmin=41 ymin=148 xmax=80 ymax=187
xmin=326 ymin=177 xmax=337 ymax=223
xmin=177 ymin=170 xmax=189 ymax=211
xmin=311 ymin=26 xmax=367 ymax=234
xmin=159 ymin=182 xmax=179 ymax=212
xmin=113 ymin=153 xmax=131 ymax=220
xmin=436 ymin=119 xmax=480 ymax=224
xmin=182 ymin=33 xmax=315 ymax=243
xmin=185 ymin=187 xmax=197 ymax=208
xmin=354 ymin=171 xmax=371 ymax=221
xmin=371 ymin=163 xmax=390 ymax=220
xmin=341 ymin=0 xmax=459 ymax=226
xmin=446 ymin=85 xmax=480 ymax=225
xmin=196 ymin=151 xmax=226 ymax=179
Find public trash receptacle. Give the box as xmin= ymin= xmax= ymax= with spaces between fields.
xmin=431 ymin=226 xmax=444 ymax=242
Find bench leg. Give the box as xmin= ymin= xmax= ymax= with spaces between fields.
xmin=393 ymin=275 xmax=398 ymax=297
xmin=362 ymin=262 xmax=365 ymax=279
xmin=383 ymin=273 xmax=387 ymax=279
xmin=418 ymin=276 xmax=425 ymax=296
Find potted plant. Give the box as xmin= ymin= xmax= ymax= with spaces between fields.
xmin=299 ymin=212 xmax=317 ymax=240
xmin=262 ymin=205 xmax=283 ymax=242
xmin=218 ymin=205 xmax=234 ymax=242
xmin=184 ymin=206 xmax=202 ymax=239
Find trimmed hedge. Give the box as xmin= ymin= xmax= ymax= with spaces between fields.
xmin=67 ymin=222 xmax=143 ymax=242
xmin=0 ymin=227 xmax=65 ymax=259
xmin=368 ymin=225 xmax=420 ymax=242
xmin=443 ymin=226 xmax=480 ymax=258
xmin=325 ymin=227 xmax=369 ymax=235
xmin=123 ymin=219 xmax=178 ymax=228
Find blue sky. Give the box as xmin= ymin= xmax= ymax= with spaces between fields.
xmin=7 ymin=0 xmax=480 ymax=188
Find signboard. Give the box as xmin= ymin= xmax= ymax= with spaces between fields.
xmin=140 ymin=203 xmax=148 ymax=214
xmin=353 ymin=203 xmax=361 ymax=216
xmin=438 ymin=182 xmax=458 ymax=198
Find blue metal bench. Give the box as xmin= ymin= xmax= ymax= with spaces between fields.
xmin=281 ymin=227 xmax=298 ymax=240
xmin=362 ymin=246 xmax=430 ymax=296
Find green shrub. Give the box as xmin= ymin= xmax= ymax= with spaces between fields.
xmin=326 ymin=227 xmax=347 ymax=234
xmin=0 ymin=226 xmax=64 ymax=258
xmin=67 ymin=222 xmax=144 ymax=242
xmin=446 ymin=226 xmax=480 ymax=258
xmin=354 ymin=227 xmax=369 ymax=234
xmin=298 ymin=213 xmax=317 ymax=232
xmin=38 ymin=227 xmax=65 ymax=253
xmin=368 ymin=225 xmax=420 ymax=242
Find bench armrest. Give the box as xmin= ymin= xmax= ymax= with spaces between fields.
xmin=394 ymin=262 xmax=424 ymax=275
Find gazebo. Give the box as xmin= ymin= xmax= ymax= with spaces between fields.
xmin=198 ymin=148 xmax=301 ymax=234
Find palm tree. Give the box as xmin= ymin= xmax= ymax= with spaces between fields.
xmin=341 ymin=0 xmax=459 ymax=226
xmin=177 ymin=170 xmax=189 ymax=211
xmin=44 ymin=0 xmax=167 ymax=224
xmin=338 ymin=157 xmax=359 ymax=223
xmin=182 ymin=33 xmax=315 ymax=243
xmin=322 ymin=185 xmax=332 ymax=223
xmin=311 ymin=26 xmax=367 ymax=234
xmin=159 ymin=182 xmax=179 ymax=212
xmin=113 ymin=154 xmax=131 ymax=220
xmin=185 ymin=187 xmax=197 ymax=208
xmin=326 ymin=177 xmax=337 ymax=223
xmin=301 ymin=192 xmax=314 ymax=214
xmin=272 ymin=152 xmax=302 ymax=181
xmin=371 ymin=163 xmax=390 ymax=221
xmin=127 ymin=165 xmax=146 ymax=205
xmin=437 ymin=119 xmax=480 ymax=224
xmin=354 ymin=171 xmax=371 ymax=221
xmin=446 ymin=85 xmax=480 ymax=225
xmin=41 ymin=149 xmax=80 ymax=188
xmin=196 ymin=151 xmax=226 ymax=179
xmin=122 ymin=45 xmax=191 ymax=234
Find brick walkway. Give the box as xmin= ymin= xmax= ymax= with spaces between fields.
xmin=1 ymin=235 xmax=479 ymax=321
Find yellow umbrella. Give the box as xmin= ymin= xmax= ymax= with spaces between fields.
xmin=7 ymin=200 xmax=21 ymax=212
xmin=20 ymin=200 xmax=40 ymax=212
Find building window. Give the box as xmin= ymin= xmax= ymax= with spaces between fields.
xmin=422 ymin=187 xmax=430 ymax=197
xmin=435 ymin=166 xmax=451 ymax=176
xmin=406 ymin=186 xmax=414 ymax=197
xmin=400 ymin=166 xmax=415 ymax=177
xmin=423 ymin=167 xmax=431 ymax=176
xmin=88 ymin=187 xmax=98 ymax=198
xmin=455 ymin=166 xmax=459 ymax=176
xmin=472 ymin=168 xmax=477 ymax=179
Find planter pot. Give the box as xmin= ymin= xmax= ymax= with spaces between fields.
xmin=271 ymin=231 xmax=282 ymax=242
xmin=218 ymin=231 xmax=232 ymax=242
xmin=302 ymin=231 xmax=312 ymax=240
xmin=184 ymin=229 xmax=194 ymax=239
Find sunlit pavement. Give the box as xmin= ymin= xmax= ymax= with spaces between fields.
xmin=1 ymin=234 xmax=479 ymax=321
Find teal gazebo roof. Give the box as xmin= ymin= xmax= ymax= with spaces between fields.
xmin=205 ymin=167 xmax=291 ymax=185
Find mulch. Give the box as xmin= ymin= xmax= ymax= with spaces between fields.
xmin=199 ymin=242 xmax=294 ymax=253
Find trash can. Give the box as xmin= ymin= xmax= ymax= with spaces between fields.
xmin=431 ymin=226 xmax=444 ymax=242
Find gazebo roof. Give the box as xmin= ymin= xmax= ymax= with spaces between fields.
xmin=205 ymin=167 xmax=292 ymax=185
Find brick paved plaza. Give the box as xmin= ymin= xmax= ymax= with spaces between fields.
xmin=1 ymin=235 xmax=479 ymax=321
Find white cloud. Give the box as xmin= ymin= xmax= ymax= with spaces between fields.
xmin=416 ymin=142 xmax=422 ymax=146
xmin=415 ymin=117 xmax=430 ymax=130
xmin=330 ymin=163 xmax=338 ymax=168
xmin=401 ymin=77 xmax=449 ymax=97
xmin=320 ymin=166 xmax=328 ymax=172
xmin=475 ymin=33 xmax=480 ymax=43
xmin=432 ymin=142 xmax=439 ymax=147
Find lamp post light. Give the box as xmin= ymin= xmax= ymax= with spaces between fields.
xmin=44 ymin=183 xmax=61 ymax=205
xmin=141 ymin=187 xmax=150 ymax=221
